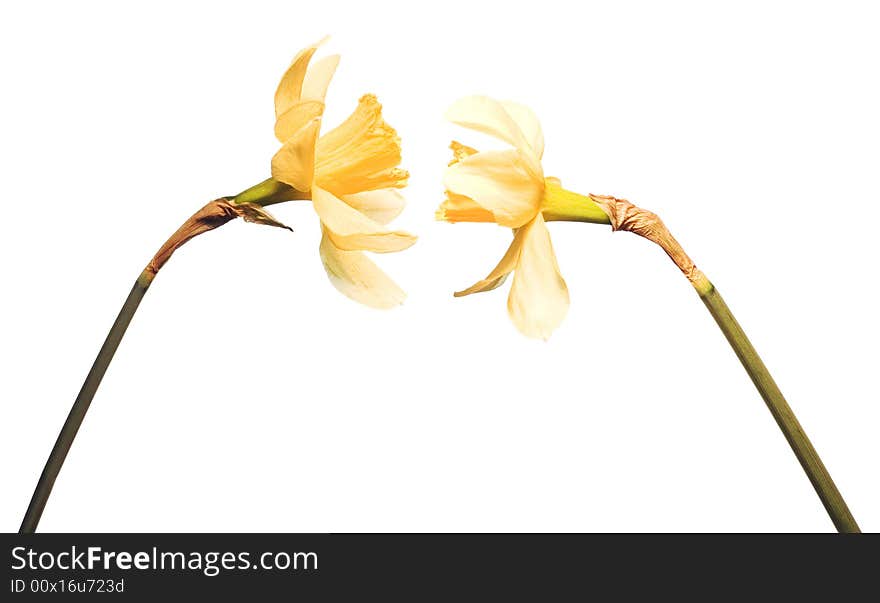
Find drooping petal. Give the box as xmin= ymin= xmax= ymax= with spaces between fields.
xmin=341 ymin=189 xmax=406 ymax=225
xmin=319 ymin=228 xmax=406 ymax=309
xmin=443 ymin=149 xmax=543 ymax=228
xmin=271 ymin=118 xmax=321 ymax=192
xmin=312 ymin=186 xmax=416 ymax=253
xmin=274 ymin=100 xmax=325 ymax=143
xmin=274 ymin=37 xmax=328 ymax=118
xmin=500 ymin=100 xmax=544 ymax=160
xmin=454 ymin=228 xmax=526 ymax=297
xmin=507 ymin=213 xmax=569 ymax=339
xmin=445 ymin=95 xmax=530 ymax=154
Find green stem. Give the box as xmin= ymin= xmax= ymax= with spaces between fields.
xmin=554 ymin=190 xmax=859 ymax=531
xmin=541 ymin=180 xmax=612 ymax=225
xmin=20 ymin=178 xmax=304 ymax=533
xmin=697 ymin=281 xmax=860 ymax=533
xmin=232 ymin=177 xmax=308 ymax=207
xmin=19 ymin=271 xmax=153 ymax=533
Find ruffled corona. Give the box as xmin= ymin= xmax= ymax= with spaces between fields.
xmin=313 ymin=94 xmax=409 ymax=196
xmin=435 ymin=191 xmax=495 ymax=223
xmin=436 ymin=142 xmax=495 ymax=222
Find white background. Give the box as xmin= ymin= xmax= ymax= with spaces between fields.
xmin=1 ymin=1 xmax=877 ymax=532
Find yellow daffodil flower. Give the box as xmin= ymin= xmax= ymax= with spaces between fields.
xmin=269 ymin=39 xmax=416 ymax=309
xmin=437 ymin=95 xmax=600 ymax=339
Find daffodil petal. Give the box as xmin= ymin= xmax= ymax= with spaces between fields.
xmin=341 ymin=189 xmax=406 ymax=225
xmin=271 ymin=118 xmax=321 ymax=192
xmin=507 ymin=214 xmax=569 ymax=339
xmin=319 ymin=228 xmax=406 ymax=309
xmin=274 ymin=37 xmax=327 ymax=117
xmin=454 ymin=228 xmax=526 ymax=297
xmin=443 ymin=149 xmax=542 ymax=228
xmin=301 ymin=54 xmax=340 ymax=102
xmin=274 ymin=100 xmax=325 ymax=143
xmin=312 ymin=186 xmax=416 ymax=253
xmin=445 ymin=95 xmax=530 ymax=154
xmin=500 ymin=100 xmax=544 ymax=160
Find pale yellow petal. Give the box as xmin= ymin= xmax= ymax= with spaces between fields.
xmin=507 ymin=214 xmax=569 ymax=339
xmin=274 ymin=38 xmax=328 ymax=117
xmin=500 ymin=100 xmax=544 ymax=160
xmin=443 ymin=149 xmax=543 ymax=228
xmin=454 ymin=228 xmax=526 ymax=297
xmin=341 ymin=189 xmax=406 ymax=225
xmin=301 ymin=54 xmax=340 ymax=101
xmin=274 ymin=100 xmax=324 ymax=143
xmin=445 ymin=95 xmax=530 ymax=153
xmin=270 ymin=118 xmax=321 ymax=192
xmin=312 ymin=186 xmax=416 ymax=253
xmin=319 ymin=228 xmax=406 ymax=309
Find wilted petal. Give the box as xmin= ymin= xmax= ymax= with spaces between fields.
xmin=234 ymin=202 xmax=292 ymax=231
xmin=454 ymin=228 xmax=526 ymax=297
xmin=319 ymin=228 xmax=406 ymax=309
xmin=312 ymin=186 xmax=416 ymax=253
xmin=341 ymin=189 xmax=406 ymax=225
xmin=271 ymin=118 xmax=321 ymax=192
xmin=443 ymin=149 xmax=542 ymax=228
xmin=507 ymin=214 xmax=569 ymax=339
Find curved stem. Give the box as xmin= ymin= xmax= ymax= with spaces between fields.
xmin=19 ymin=271 xmax=153 ymax=533
xmin=587 ymin=193 xmax=859 ymax=533
xmin=698 ymin=282 xmax=860 ymax=533
xmin=20 ymin=179 xmax=306 ymax=533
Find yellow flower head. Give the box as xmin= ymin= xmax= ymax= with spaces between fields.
xmin=438 ymin=95 xmax=570 ymax=339
xmin=270 ymin=38 xmax=416 ymax=309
